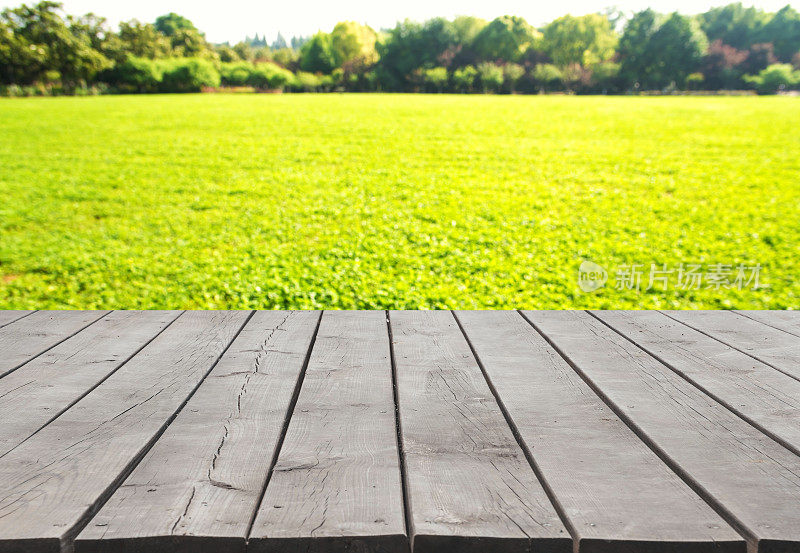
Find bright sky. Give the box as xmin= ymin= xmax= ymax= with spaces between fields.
xmin=1 ymin=0 xmax=793 ymax=43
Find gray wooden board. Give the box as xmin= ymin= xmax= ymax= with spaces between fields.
xmin=75 ymin=311 xmax=321 ymax=553
xmin=0 ymin=310 xmax=180 ymax=457
xmin=664 ymin=310 xmax=800 ymax=382
xmin=0 ymin=312 xmax=32 ymax=329
xmin=455 ymin=310 xmax=743 ymax=553
xmin=524 ymin=310 xmax=800 ymax=552
xmin=0 ymin=311 xmax=109 ymax=377
xmin=595 ymin=310 xmax=800 ymax=457
xmin=391 ymin=310 xmax=570 ymax=553
xmin=736 ymin=311 xmax=800 ymax=338
xmin=248 ymin=311 xmax=407 ymax=553
xmin=0 ymin=311 xmax=250 ymax=553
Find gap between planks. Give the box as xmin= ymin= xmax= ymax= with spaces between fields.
xmin=386 ymin=311 xmax=414 ymax=553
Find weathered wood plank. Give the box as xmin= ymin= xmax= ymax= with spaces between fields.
xmin=456 ymin=310 xmax=743 ymax=553
xmin=0 ymin=311 xmax=250 ymax=553
xmin=0 ymin=311 xmax=32 ymax=329
xmin=0 ymin=311 xmax=109 ymax=378
xmin=0 ymin=310 xmax=180 ymax=458
xmin=75 ymin=311 xmax=321 ymax=553
xmin=391 ymin=310 xmax=570 ymax=553
xmin=596 ymin=310 xmax=800 ymax=457
xmin=736 ymin=311 xmax=800 ymax=338
xmin=248 ymin=311 xmax=406 ymax=553
xmin=524 ymin=310 xmax=800 ymax=553
xmin=665 ymin=310 xmax=800 ymax=382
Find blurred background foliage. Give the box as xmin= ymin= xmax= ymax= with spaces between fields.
xmin=1 ymin=1 xmax=800 ymax=95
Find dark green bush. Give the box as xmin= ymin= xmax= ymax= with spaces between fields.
xmin=744 ymin=63 xmax=800 ymax=93
xmin=246 ymin=63 xmax=293 ymax=90
xmin=289 ymin=71 xmax=323 ymax=92
xmin=158 ymin=58 xmax=220 ymax=93
xmin=220 ymin=61 xmax=254 ymax=86
xmin=112 ymin=57 xmax=162 ymax=92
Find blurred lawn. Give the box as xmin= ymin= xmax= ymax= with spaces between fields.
xmin=0 ymin=93 xmax=797 ymax=309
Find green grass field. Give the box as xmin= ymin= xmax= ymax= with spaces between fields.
xmin=0 ymin=94 xmax=798 ymax=309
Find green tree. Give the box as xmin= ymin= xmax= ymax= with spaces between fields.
xmin=272 ymin=47 xmax=299 ymax=70
xmin=0 ymin=14 xmax=46 ymax=83
xmin=154 ymin=13 xmax=196 ymax=36
xmin=116 ymin=20 xmax=172 ymax=60
xmin=542 ymin=13 xmax=618 ymax=67
xmin=0 ymin=1 xmax=110 ymax=84
xmin=215 ymin=44 xmax=240 ymax=63
xmin=169 ymin=27 xmax=215 ymax=59
xmin=619 ymin=10 xmax=708 ymax=89
xmin=376 ymin=18 xmax=458 ymax=90
xmin=449 ymin=16 xmax=488 ymax=66
xmin=647 ymin=13 xmax=708 ymax=88
xmin=759 ymin=6 xmax=800 ymax=61
xmin=300 ymin=32 xmax=336 ymax=73
xmin=252 ymin=45 xmax=273 ymax=63
xmin=472 ymin=15 xmax=540 ymax=62
xmin=232 ymin=41 xmax=255 ymax=62
xmin=452 ymin=16 xmax=487 ymax=45
xmin=152 ymin=13 xmax=214 ymax=59
xmin=417 ymin=17 xmax=459 ymax=66
xmin=699 ymin=3 xmax=768 ymax=50
xmin=68 ymin=13 xmax=108 ymax=53
xmin=330 ymin=21 xmax=377 ymax=68
xmin=618 ymin=8 xmax=661 ymax=88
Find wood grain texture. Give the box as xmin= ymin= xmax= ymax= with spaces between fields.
xmin=736 ymin=311 xmax=800 ymax=338
xmin=0 ymin=312 xmax=32 ymax=329
xmin=0 ymin=311 xmax=109 ymax=378
xmin=75 ymin=311 xmax=321 ymax=553
xmin=391 ymin=310 xmax=570 ymax=553
xmin=596 ymin=310 xmax=800 ymax=457
xmin=0 ymin=311 xmax=250 ymax=553
xmin=0 ymin=310 xmax=180 ymax=457
xmin=664 ymin=310 xmax=800 ymax=381
xmin=455 ymin=310 xmax=743 ymax=553
xmin=734 ymin=310 xmax=800 ymax=336
xmin=525 ymin=310 xmax=800 ymax=552
xmin=248 ymin=311 xmax=406 ymax=553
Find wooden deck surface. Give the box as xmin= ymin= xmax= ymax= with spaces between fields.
xmin=0 ymin=310 xmax=798 ymax=553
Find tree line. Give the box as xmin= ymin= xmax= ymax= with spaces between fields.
xmin=1 ymin=1 xmax=800 ymax=96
